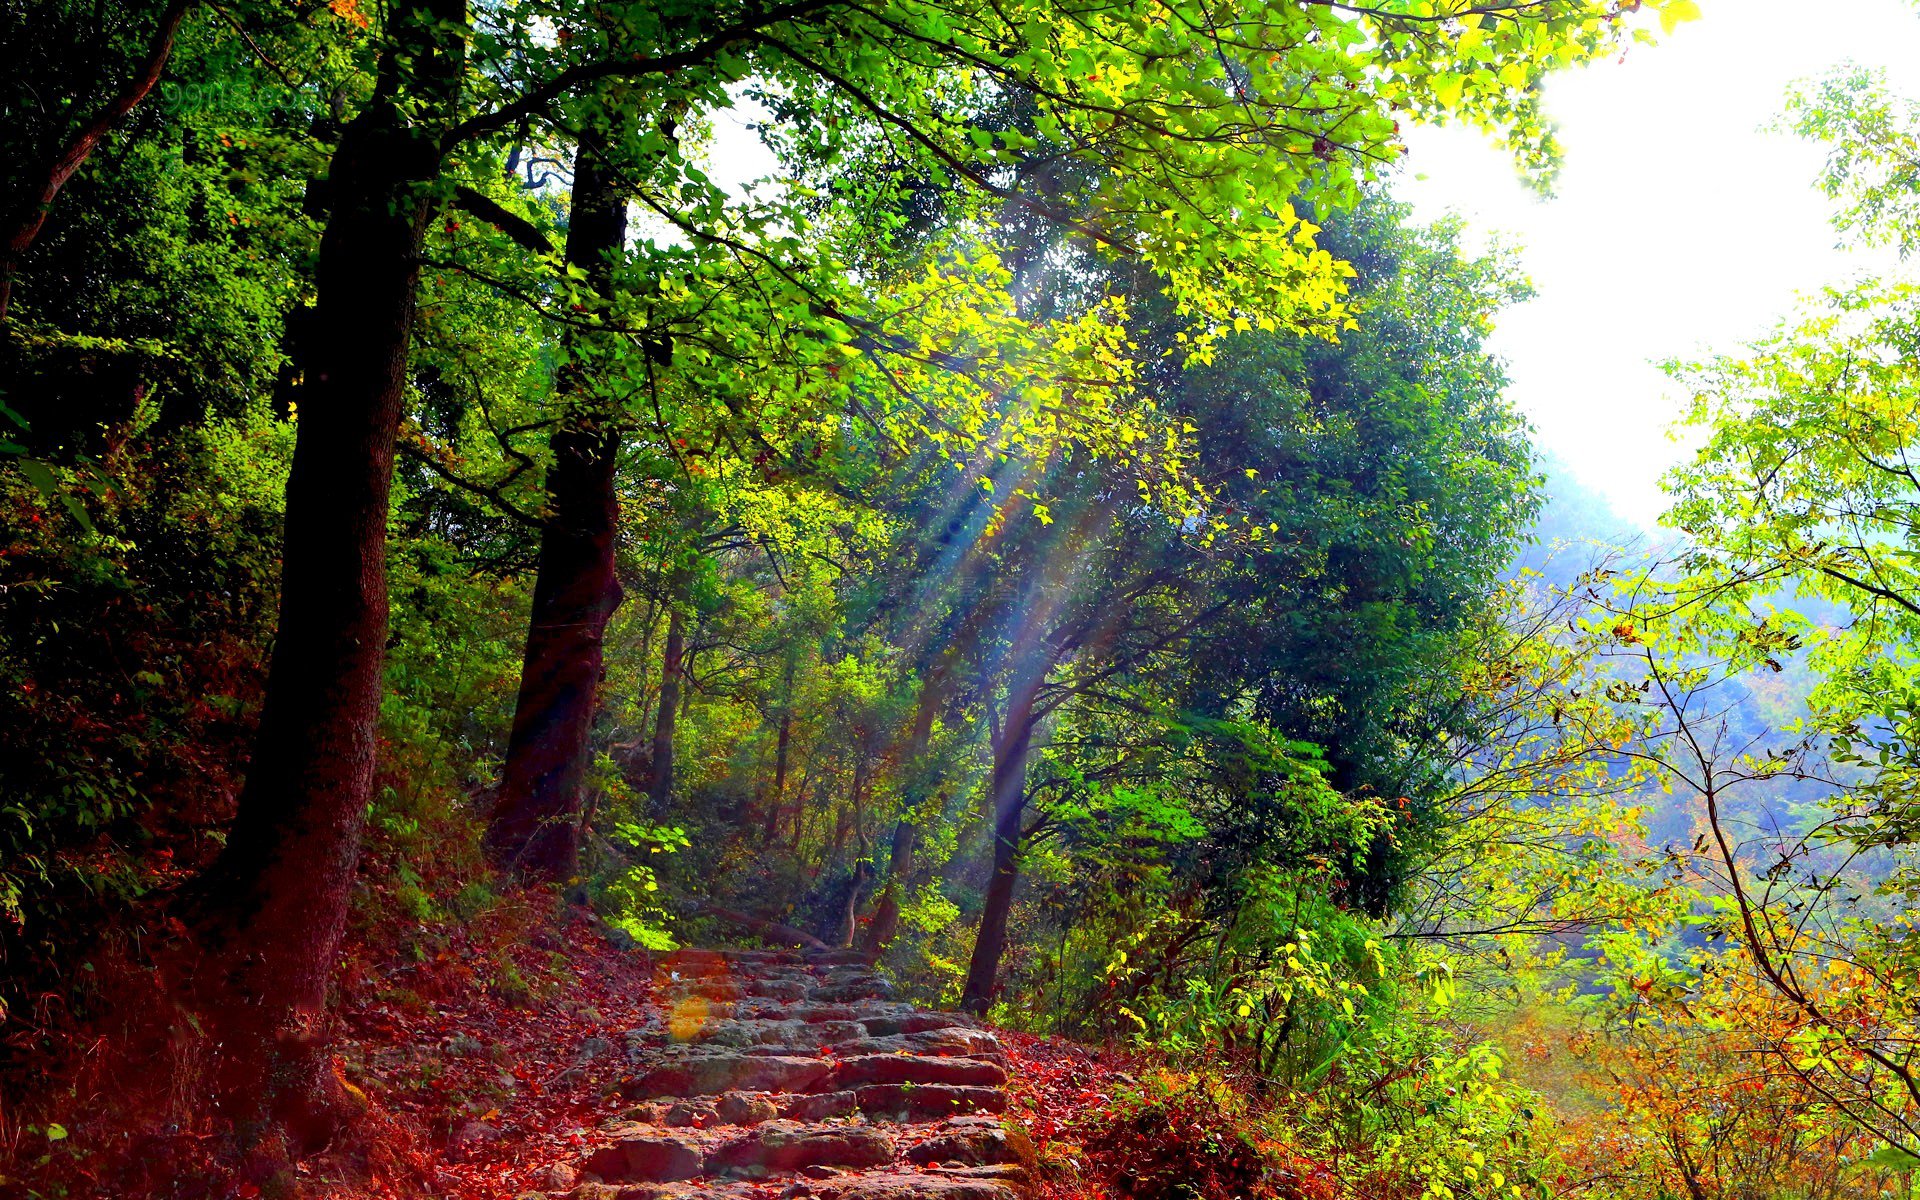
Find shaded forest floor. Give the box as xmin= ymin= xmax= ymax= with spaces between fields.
xmin=13 ymin=897 xmax=1340 ymax=1200
xmin=325 ymin=917 xmax=1145 ymax=1200
xmin=14 ymin=906 xmax=1159 ymax=1200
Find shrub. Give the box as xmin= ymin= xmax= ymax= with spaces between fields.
xmin=1083 ymin=1070 xmax=1332 ymax=1200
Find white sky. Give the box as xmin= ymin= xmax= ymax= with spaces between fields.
xmin=703 ymin=1 xmax=1920 ymax=529
xmin=1396 ymin=0 xmax=1920 ymax=529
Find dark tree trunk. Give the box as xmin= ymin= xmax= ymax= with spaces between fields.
xmin=646 ymin=594 xmax=686 ymax=813
xmin=961 ymin=695 xmax=1036 ymax=1015
xmin=485 ymin=134 xmax=628 ymax=881
xmin=188 ymin=0 xmax=463 ymax=1147
xmin=859 ymin=817 xmax=916 ymax=953
xmin=848 ymin=750 xmax=870 ymax=856
xmin=829 ymin=801 xmax=850 ymax=859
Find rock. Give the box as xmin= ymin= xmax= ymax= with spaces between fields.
xmin=541 ymin=1162 xmax=581 ymax=1190
xmin=719 ymin=948 xmax=802 ymax=965
xmin=828 ymin=1054 xmax=1008 ymax=1089
xmin=578 ymin=1035 xmax=615 ymax=1061
xmin=853 ymin=1084 xmax=1006 ymax=1121
xmin=569 ymin=1183 xmax=674 ymax=1200
xmin=660 ymin=949 xmax=736 ymax=975
xmin=662 ymin=1100 xmax=712 ymax=1127
xmin=805 ymin=949 xmax=878 ymax=967
xmin=715 ymin=1091 xmax=780 ymax=1125
xmin=665 ymin=978 xmax=748 ymax=1003
xmin=778 ymin=1090 xmax=859 ymax=1121
xmin=830 ymin=1172 xmax=1020 ymax=1200
xmin=443 ymin=1031 xmax=486 ymax=1056
xmin=860 ymin=1013 xmax=973 ymax=1037
xmin=446 ymin=1119 xmax=501 ymax=1160
xmin=688 ymin=1019 xmax=789 ymax=1049
xmin=799 ymin=1165 xmax=842 ymax=1180
xmin=706 ymin=1121 xmax=895 ymax=1176
xmin=809 ymin=978 xmax=895 ymax=1003
xmin=747 ymin=978 xmax=812 ymax=1001
xmin=905 ymin=1119 xmax=1033 ymax=1168
xmin=830 ymin=1030 xmax=1002 ymax=1059
xmin=625 ymin=1054 xmax=834 ymax=1098
xmin=580 ymin=1128 xmax=705 ymax=1183
xmin=555 ymin=1034 xmax=618 ymax=1086
xmin=789 ymin=1003 xmax=862 ymax=1022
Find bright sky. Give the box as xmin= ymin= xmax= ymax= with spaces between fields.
xmin=1395 ymin=0 xmax=1920 ymax=530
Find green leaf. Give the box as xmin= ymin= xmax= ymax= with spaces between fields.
xmin=1865 ymin=1146 xmax=1920 ymax=1173
xmin=46 ymin=1123 xmax=67 ymax=1141
xmin=60 ymin=495 xmax=95 ymax=534
xmin=17 ymin=458 xmax=58 ymax=496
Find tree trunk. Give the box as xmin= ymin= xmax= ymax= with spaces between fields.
xmin=848 ymin=750 xmax=870 ymax=857
xmin=188 ymin=0 xmax=463 ymax=1147
xmin=859 ymin=817 xmax=916 ymax=953
xmin=646 ymin=592 xmax=686 ymax=813
xmin=961 ymin=702 xmax=1035 ymax=1015
xmin=484 ymin=133 xmax=627 ymax=881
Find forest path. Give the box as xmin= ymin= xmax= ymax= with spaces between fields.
xmin=555 ymin=947 xmax=1032 ymax=1200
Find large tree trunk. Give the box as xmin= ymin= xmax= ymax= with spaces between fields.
xmin=484 ymin=134 xmax=627 ymax=881
xmin=646 ymin=591 xmax=687 ymax=813
xmin=960 ymin=696 xmax=1036 ymax=1015
xmin=188 ymin=0 xmax=463 ymax=1148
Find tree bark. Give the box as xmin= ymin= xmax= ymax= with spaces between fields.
xmin=187 ymin=0 xmax=464 ymax=1148
xmin=484 ymin=133 xmax=627 ymax=881
xmin=960 ymin=690 xmax=1036 ymax=1015
xmin=0 ymin=0 xmax=192 ymax=321
xmin=646 ymin=589 xmax=687 ymax=813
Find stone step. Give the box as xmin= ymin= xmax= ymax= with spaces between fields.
xmin=825 ymin=1054 xmax=1008 ymax=1090
xmin=786 ymin=1165 xmax=1025 ymax=1200
xmin=625 ymin=1054 xmax=834 ymax=1098
xmin=560 ymin=946 xmax=1028 ymax=1200
xmin=828 ymin=1029 xmax=1003 ymax=1059
xmin=566 ymin=1164 xmax=1023 ymax=1200
xmin=776 ymin=1083 xmax=1006 ymax=1123
xmin=705 ymin=1120 xmax=896 ymax=1177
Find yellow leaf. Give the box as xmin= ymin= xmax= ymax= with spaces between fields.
xmin=1661 ymin=0 xmax=1701 ymax=33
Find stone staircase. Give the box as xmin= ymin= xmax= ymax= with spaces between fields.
xmin=562 ymin=947 xmax=1032 ymax=1200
